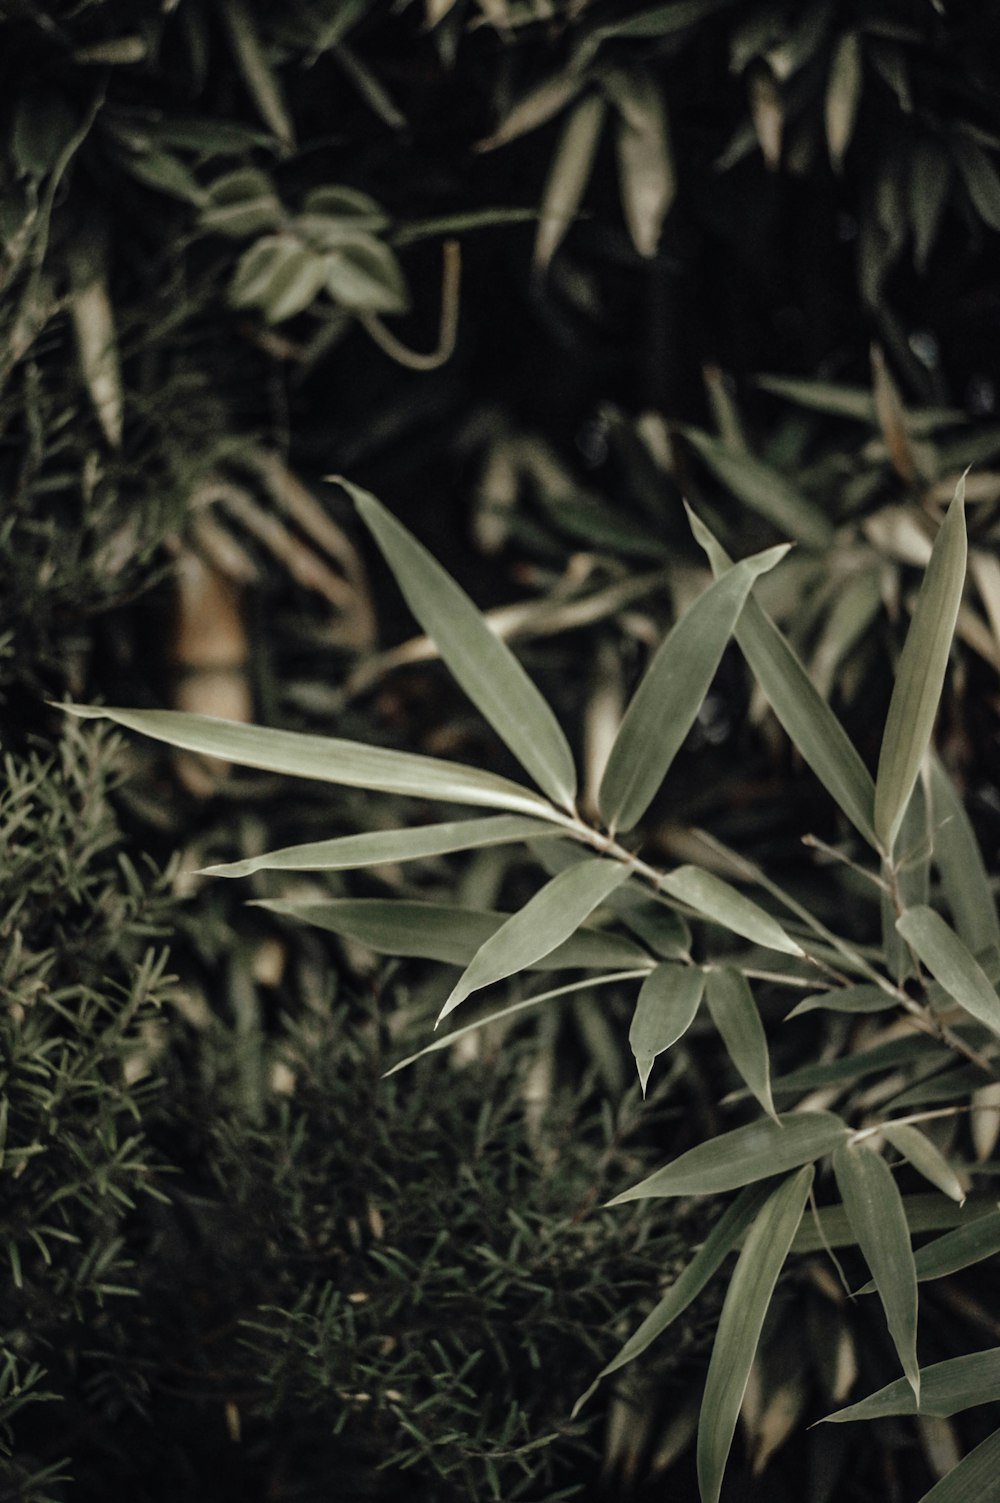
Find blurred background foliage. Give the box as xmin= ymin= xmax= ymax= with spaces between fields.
xmin=2 ymin=0 xmax=1000 ymax=1498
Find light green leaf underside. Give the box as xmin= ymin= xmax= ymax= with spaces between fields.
xmin=687 ymin=506 xmax=877 ymax=845
xmin=883 ymin=1122 xmax=966 ymax=1204
xmin=697 ymin=1166 xmax=813 ymax=1503
xmin=439 ymin=859 xmax=631 ymax=1021
xmin=342 ymin=480 xmax=578 ymax=810
xmin=706 ymin=966 xmax=777 ymax=1120
xmin=629 ymin=963 xmax=705 ymax=1095
xmin=824 ymin=1347 xmax=1000 ymax=1423
xmin=912 ymin=1427 xmax=1000 ymax=1503
xmin=257 ymin=897 xmax=648 ymax=971
xmin=786 ymin=983 xmax=898 ymax=1019
xmin=682 ymin=427 xmax=834 ymax=549
xmin=659 ymin=865 xmax=803 ymax=956
xmin=598 ymin=543 xmax=788 ymax=832
xmin=874 ymin=478 xmax=967 ymax=853
xmin=608 ymin=1111 xmax=847 ymax=1203
xmin=201 ymin=815 xmax=562 ymax=877
xmin=833 ymin=1141 xmax=920 ymax=1403
xmin=63 ymin=706 xmax=559 ymax=819
xmin=574 ymin=1180 xmax=774 ymax=1417
xmin=928 ymin=755 xmax=1000 ymax=956
xmin=897 ymin=905 xmax=1000 ymax=1038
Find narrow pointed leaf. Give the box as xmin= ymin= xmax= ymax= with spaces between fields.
xmin=258 ymin=897 xmax=648 ymax=971
xmin=599 ymin=544 xmax=788 ymax=832
xmin=534 ymin=93 xmax=606 ymax=271
xmin=681 ymin=428 xmax=834 ymax=549
xmin=340 ymin=480 xmax=577 ymax=810
xmin=659 ymin=865 xmax=804 ymax=956
xmin=201 ymin=815 xmax=561 ymax=877
xmin=440 ymin=859 xmax=630 ymax=1022
xmin=833 ymin=1141 xmax=920 ymax=1402
xmin=824 ymin=1348 xmax=1000 ymax=1423
xmin=791 ymin=1194 xmax=984 ymax=1256
xmin=687 ymin=506 xmax=877 ymax=845
xmin=928 ymin=755 xmax=1000 ymax=956
xmin=875 ymin=479 xmax=968 ymax=853
xmin=706 ymin=967 xmax=777 ymax=1120
xmin=697 ymin=1166 xmax=813 ymax=1503
xmin=913 ymin=1426 xmax=1000 ymax=1503
xmin=883 ymin=1123 xmax=965 ymax=1204
xmin=897 ymin=906 xmax=1000 ymax=1038
xmin=786 ymin=983 xmax=898 ymax=1019
xmin=629 ymin=963 xmax=705 ymax=1095
xmin=62 ymin=706 xmax=559 ymax=819
xmin=605 ymin=67 xmax=675 ymax=257
xmin=574 ymin=1180 xmax=774 ymax=1416
xmin=911 ymin=1210 xmax=1000 ymax=1284
xmin=608 ymin=1111 xmax=847 ymax=1203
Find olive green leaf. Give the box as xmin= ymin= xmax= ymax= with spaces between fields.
xmin=604 ymin=67 xmax=675 ymax=257
xmin=697 ymin=1166 xmax=813 ymax=1503
xmin=882 ymin=1122 xmax=965 ymax=1204
xmin=322 ymin=235 xmax=409 ymax=314
xmin=833 ymin=1140 xmax=920 ymax=1402
xmin=534 ymin=93 xmax=606 ymax=271
xmin=785 ymin=983 xmax=897 ymax=1019
xmin=909 ymin=1210 xmax=1000 ymax=1284
xmin=792 ymin=1194 xmax=983 ymax=1256
xmin=825 ymin=32 xmax=862 ymax=172
xmin=439 ymin=859 xmax=630 ymax=1022
xmin=341 ymin=481 xmax=577 ymax=811
xmin=913 ymin=1426 xmax=1000 ymax=1503
xmin=658 ymin=865 xmax=804 ymax=957
xmin=705 ymin=967 xmax=777 ymax=1120
xmin=599 ymin=543 xmax=789 ymax=833
xmin=629 ymin=963 xmax=705 ymax=1095
xmin=823 ymin=1347 xmax=1000 ymax=1422
xmin=874 ymin=477 xmax=967 ymax=854
xmin=928 ymin=755 xmax=1000 ymax=956
xmin=896 ymin=906 xmax=1000 ymax=1038
xmin=680 ymin=428 xmax=834 ymax=549
xmin=608 ymin=1111 xmax=847 ymax=1203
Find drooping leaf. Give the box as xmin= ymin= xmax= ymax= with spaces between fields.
xmin=202 ymin=814 xmax=559 ymax=877
xmin=897 ymin=906 xmax=1000 ymax=1038
xmin=341 ymin=482 xmax=577 ymax=810
xmin=574 ymin=1180 xmax=775 ymax=1415
xmin=791 ymin=1194 xmax=986 ymax=1256
xmin=874 ymin=478 xmax=968 ymax=854
xmin=608 ymin=1112 xmax=847 ymax=1203
xmin=599 ymin=543 xmax=788 ymax=832
xmin=628 ymin=963 xmax=705 ymax=1095
xmin=604 ymin=67 xmax=675 ymax=257
xmin=439 ymin=859 xmax=630 ymax=1022
xmin=928 ymin=755 xmax=1000 ymax=956
xmin=258 ymin=897 xmax=648 ymax=971
xmin=658 ymin=865 xmax=804 ymax=957
xmin=912 ymin=1426 xmax=1000 ymax=1503
xmin=825 ymin=31 xmax=862 ymax=171
xmin=785 ymin=983 xmax=898 ymax=1019
xmin=534 ymin=93 xmax=606 ymax=271
xmin=687 ymin=506 xmax=877 ymax=845
xmin=697 ymin=1167 xmax=813 ymax=1503
xmin=823 ymin=1348 xmax=1000 ymax=1423
xmin=706 ymin=967 xmax=776 ymax=1120
xmin=910 ymin=1210 xmax=1000 ymax=1284
xmin=475 ymin=71 xmax=582 ymax=153
xmin=883 ymin=1122 xmax=965 ymax=1204
xmin=218 ymin=0 xmax=294 ymax=146
xmin=833 ymin=1140 xmax=920 ymax=1402
xmin=62 ymin=706 xmax=561 ymax=819
xmin=681 ymin=428 xmax=834 ymax=549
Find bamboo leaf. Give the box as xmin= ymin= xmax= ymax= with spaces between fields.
xmin=534 ymin=93 xmax=606 ymax=271
xmin=785 ymin=983 xmax=897 ymax=1019
xmin=913 ymin=1426 xmax=1000 ymax=1503
xmin=687 ymin=506 xmax=877 ymax=845
xmin=218 ymin=0 xmax=294 ymax=146
xmin=605 ymin=67 xmax=675 ymax=257
xmin=897 ymin=906 xmax=1000 ymax=1038
xmin=608 ymin=1112 xmax=847 ymax=1203
xmin=706 ymin=967 xmax=777 ymax=1120
xmin=61 ymin=706 xmax=563 ymax=820
xmin=883 ymin=1123 xmax=966 ymax=1205
xmin=874 ymin=478 xmax=968 ymax=853
xmin=629 ymin=963 xmax=705 ymax=1095
xmin=681 ymin=428 xmax=834 ymax=549
xmin=574 ymin=1180 xmax=775 ymax=1415
xmin=833 ymin=1140 xmax=920 ymax=1402
xmin=341 ymin=481 xmax=577 ymax=810
xmin=599 ymin=544 xmax=789 ymax=832
xmin=928 ymin=756 xmax=1000 ymax=956
xmin=439 ymin=859 xmax=630 ymax=1021
xmin=825 ymin=32 xmax=862 ymax=172
xmin=475 ymin=71 xmax=582 ymax=153
xmin=823 ymin=1348 xmax=1000 ymax=1423
xmin=791 ymin=1194 xmax=985 ymax=1256
xmin=910 ymin=1210 xmax=1000 ymax=1284
xmin=658 ymin=865 xmax=804 ymax=957
xmin=697 ymin=1167 xmax=813 ymax=1503
xmin=202 ymin=815 xmax=562 ymax=877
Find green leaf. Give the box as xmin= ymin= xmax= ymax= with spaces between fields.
xmin=883 ymin=1122 xmax=965 ymax=1204
xmin=341 ymin=481 xmax=577 ymax=811
xmin=897 ymin=906 xmax=1000 ymax=1038
xmin=769 ymin=1035 xmax=942 ymax=1094
xmin=688 ymin=507 xmax=877 ymax=845
xmin=200 ymin=167 xmax=282 ymax=238
xmin=706 ymin=967 xmax=777 ymax=1120
xmin=534 ymin=93 xmax=606 ymax=271
xmin=790 ymin=1194 xmax=984 ymax=1255
xmin=605 ymin=67 xmax=675 ymax=258
xmin=658 ymin=865 xmax=804 ymax=957
xmin=218 ymin=0 xmax=294 ymax=146
xmin=913 ymin=1426 xmax=1000 ymax=1503
xmin=928 ymin=755 xmax=1000 ymax=956
xmin=874 ymin=477 xmax=968 ymax=853
xmin=575 ymin=1180 xmax=775 ymax=1415
xmin=611 ymin=892 xmax=691 ymax=959
xmin=439 ymin=859 xmax=630 ymax=1022
xmin=598 ymin=543 xmax=788 ymax=832
xmin=697 ymin=1166 xmax=813 ymax=1503
xmin=608 ymin=1111 xmax=847 ymax=1203
xmin=61 ymin=706 xmax=563 ymax=820
xmin=628 ymin=963 xmax=705 ymax=1095
xmin=302 ymin=185 xmax=390 ymax=228
xmin=910 ymin=1210 xmax=1000 ymax=1283
xmin=322 ymin=235 xmax=409 ymax=314
xmin=785 ymin=983 xmax=898 ymax=1019
xmin=833 ymin=1140 xmax=920 ymax=1402
xmin=201 ymin=815 xmax=560 ymax=877
xmin=823 ymin=1348 xmax=1000 ymax=1422
xmin=258 ymin=897 xmax=648 ymax=972
xmin=681 ymin=428 xmax=834 ymax=549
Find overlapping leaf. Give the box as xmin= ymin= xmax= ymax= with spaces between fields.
xmin=628 ymin=962 xmax=705 ymax=1095
xmin=705 ymin=967 xmax=776 ymax=1119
